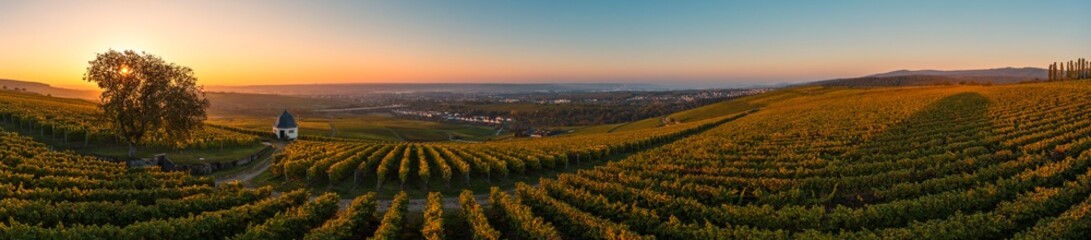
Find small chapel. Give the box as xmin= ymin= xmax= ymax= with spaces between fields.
xmin=273 ymin=110 xmax=299 ymax=140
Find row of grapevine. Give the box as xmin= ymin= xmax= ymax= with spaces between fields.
xmin=272 ymin=109 xmax=753 ymax=190
xmin=0 ymin=128 xmax=506 ymax=239
xmin=487 ymin=187 xmax=562 ymax=240
xmin=8 ymin=80 xmax=1091 ymax=238
xmin=422 ymin=192 xmax=444 ymax=240
xmin=459 ymin=190 xmax=501 ymax=240
xmin=369 ymin=192 xmax=409 ymax=239
xmin=0 ymin=90 xmax=259 ymax=150
xmin=507 ymin=82 xmax=1091 ymax=237
xmin=303 ymin=193 xmax=378 ymax=240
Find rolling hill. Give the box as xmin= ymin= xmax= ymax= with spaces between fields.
xmin=4 ymin=79 xmax=1091 ymax=238
xmin=810 ymin=67 xmax=1047 ymax=87
xmin=867 ymin=67 xmax=1046 ymax=78
xmin=0 ymin=78 xmax=99 ymax=100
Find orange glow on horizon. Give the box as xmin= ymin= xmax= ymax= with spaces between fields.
xmin=0 ymin=1 xmax=1085 ymax=89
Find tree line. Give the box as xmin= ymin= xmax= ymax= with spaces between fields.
xmin=1047 ymin=58 xmax=1090 ymax=81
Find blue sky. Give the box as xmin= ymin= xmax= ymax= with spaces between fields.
xmin=0 ymin=0 xmax=1088 ymax=87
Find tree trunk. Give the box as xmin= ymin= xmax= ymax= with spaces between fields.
xmin=128 ymin=143 xmax=137 ymax=158
xmin=353 ymin=170 xmax=360 ymax=187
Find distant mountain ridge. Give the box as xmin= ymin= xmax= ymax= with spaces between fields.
xmin=810 ymin=67 xmax=1047 ymax=87
xmin=867 ymin=67 xmax=1046 ymax=78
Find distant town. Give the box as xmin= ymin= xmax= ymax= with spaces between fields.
xmin=381 ymin=88 xmax=770 ymax=129
xmin=392 ymin=109 xmax=515 ymax=125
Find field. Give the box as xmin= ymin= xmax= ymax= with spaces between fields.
xmin=3 ymin=80 xmax=1091 ymax=239
xmin=205 ymin=92 xmax=356 ymax=117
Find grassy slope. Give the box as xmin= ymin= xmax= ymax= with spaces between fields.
xmin=570 ymin=86 xmax=826 ymax=135
xmin=665 ymin=86 xmax=837 ymax=122
xmin=612 ymin=117 xmax=664 ymax=132
xmin=207 ymin=92 xmax=502 ymax=142
xmin=92 ymin=143 xmax=269 ymax=165
xmin=570 ymin=123 xmax=626 ymax=135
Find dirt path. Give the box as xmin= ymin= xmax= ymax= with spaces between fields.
xmin=365 ymin=193 xmax=491 ymax=212
xmin=215 ymin=142 xmax=283 ymax=185
xmin=326 ymin=188 xmax=520 ymax=211
xmin=444 ymin=131 xmax=481 ymax=143
xmin=328 ymin=122 xmax=337 ymax=138
xmin=386 ymin=128 xmax=405 ymax=141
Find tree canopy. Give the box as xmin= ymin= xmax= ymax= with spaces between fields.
xmin=83 ymin=50 xmax=210 ymax=157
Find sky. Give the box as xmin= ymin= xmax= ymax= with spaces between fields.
xmin=0 ymin=0 xmax=1088 ymax=89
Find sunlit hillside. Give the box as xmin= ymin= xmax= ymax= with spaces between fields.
xmin=3 ymin=79 xmax=1091 ymax=238
xmin=3 ymin=1 xmax=1089 ymax=238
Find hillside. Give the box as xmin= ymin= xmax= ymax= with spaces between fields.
xmin=567 ymin=88 xmax=800 ymax=135
xmin=4 ymin=79 xmax=1091 ymax=238
xmin=570 ymin=86 xmax=828 ymax=135
xmin=811 ymin=67 xmax=1047 ymax=87
xmin=0 ymin=90 xmax=266 ymax=164
xmin=0 ymin=78 xmax=99 ymax=100
xmin=811 ymin=75 xmax=1010 ymax=86
xmin=0 ymin=79 xmax=365 ymax=116
xmin=867 ymin=67 xmax=1046 ymax=78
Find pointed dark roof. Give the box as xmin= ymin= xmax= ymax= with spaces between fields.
xmin=275 ymin=110 xmax=298 ymax=128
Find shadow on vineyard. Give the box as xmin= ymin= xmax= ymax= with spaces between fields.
xmin=835 ymin=92 xmax=994 ymax=206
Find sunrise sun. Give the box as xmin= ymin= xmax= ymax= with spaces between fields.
xmin=119 ymin=65 xmax=132 ymax=75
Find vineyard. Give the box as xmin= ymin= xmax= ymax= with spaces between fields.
xmin=0 ymin=90 xmax=259 ymax=151
xmin=266 ymin=109 xmax=752 ymax=193
xmin=2 ymin=79 xmax=1091 ymax=239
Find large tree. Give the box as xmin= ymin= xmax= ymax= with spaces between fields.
xmin=83 ymin=50 xmax=210 ymax=158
